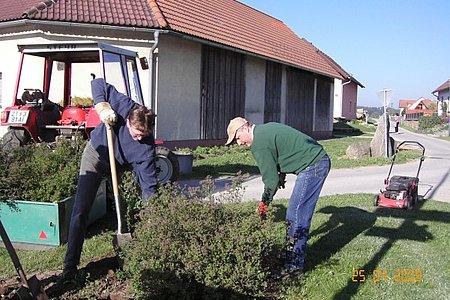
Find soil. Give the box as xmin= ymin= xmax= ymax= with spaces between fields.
xmin=1 ymin=208 xmax=133 ymax=300
xmin=0 ymin=255 xmax=132 ymax=299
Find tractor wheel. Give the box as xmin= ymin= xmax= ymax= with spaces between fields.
xmin=373 ymin=195 xmax=380 ymax=206
xmin=0 ymin=128 xmax=30 ymax=151
xmin=155 ymin=146 xmax=179 ymax=185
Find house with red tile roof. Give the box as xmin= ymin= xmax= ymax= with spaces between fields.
xmin=432 ymin=79 xmax=450 ymax=116
xmin=0 ymin=0 xmax=358 ymax=145
xmin=398 ymin=97 xmax=437 ymax=120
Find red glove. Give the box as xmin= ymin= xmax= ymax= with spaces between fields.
xmin=258 ymin=201 xmax=267 ymax=220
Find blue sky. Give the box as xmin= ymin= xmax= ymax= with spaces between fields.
xmin=239 ymin=0 xmax=450 ymax=108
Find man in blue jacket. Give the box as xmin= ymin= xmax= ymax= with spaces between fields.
xmin=61 ymin=78 xmax=158 ymax=282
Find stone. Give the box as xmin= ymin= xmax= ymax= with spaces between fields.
xmin=346 ymin=141 xmax=371 ymax=159
xmin=370 ymin=114 xmax=395 ymax=157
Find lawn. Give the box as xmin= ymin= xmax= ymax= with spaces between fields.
xmin=276 ymin=194 xmax=450 ymax=299
xmin=1 ymin=194 xmax=449 ymax=299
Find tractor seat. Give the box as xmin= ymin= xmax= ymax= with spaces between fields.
xmin=386 ymin=175 xmax=418 ymax=191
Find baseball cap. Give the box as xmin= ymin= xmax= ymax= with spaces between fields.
xmin=225 ymin=117 xmax=248 ymax=145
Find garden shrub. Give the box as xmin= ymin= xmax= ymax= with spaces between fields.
xmin=418 ymin=115 xmax=447 ymax=132
xmin=192 ymin=144 xmax=250 ymax=160
xmin=121 ymin=178 xmax=281 ymax=299
xmin=119 ymin=170 xmax=144 ymax=232
xmin=0 ymin=138 xmax=85 ymax=202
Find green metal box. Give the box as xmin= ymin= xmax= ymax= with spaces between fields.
xmin=0 ymin=180 xmax=106 ymax=248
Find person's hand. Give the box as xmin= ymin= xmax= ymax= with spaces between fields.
xmin=258 ymin=201 xmax=267 ymax=220
xmin=95 ymin=102 xmax=117 ymax=125
xmin=278 ymin=172 xmax=286 ymax=189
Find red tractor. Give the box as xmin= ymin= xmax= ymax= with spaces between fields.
xmin=0 ymin=42 xmax=178 ymax=183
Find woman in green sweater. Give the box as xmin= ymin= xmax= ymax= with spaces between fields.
xmin=226 ymin=117 xmax=330 ymax=278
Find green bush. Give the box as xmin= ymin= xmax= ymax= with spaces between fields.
xmin=119 ymin=170 xmax=144 ymax=232
xmin=418 ymin=115 xmax=447 ymax=131
xmin=192 ymin=144 xmax=250 ymax=160
xmin=121 ymin=179 xmax=281 ymax=299
xmin=0 ymin=139 xmax=85 ymax=202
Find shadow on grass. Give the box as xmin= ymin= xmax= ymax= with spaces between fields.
xmin=273 ymin=196 xmax=449 ymax=299
xmin=325 ymin=199 xmax=449 ymax=300
xmin=332 ymin=122 xmax=366 ymax=138
xmin=307 ymin=206 xmax=377 ymax=272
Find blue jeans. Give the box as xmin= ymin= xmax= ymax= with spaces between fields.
xmin=285 ymin=154 xmax=330 ymax=271
xmin=64 ymin=141 xmax=110 ymax=270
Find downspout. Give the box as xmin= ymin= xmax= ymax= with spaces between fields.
xmin=148 ymin=31 xmax=160 ymax=137
xmin=148 ymin=30 xmax=160 ymax=110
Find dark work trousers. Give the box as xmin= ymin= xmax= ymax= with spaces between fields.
xmin=64 ymin=141 xmax=110 ymax=270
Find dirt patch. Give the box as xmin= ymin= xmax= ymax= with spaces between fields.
xmin=0 ymin=256 xmax=133 ymax=299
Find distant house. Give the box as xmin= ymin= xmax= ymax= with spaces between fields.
xmin=432 ymin=79 xmax=450 ymax=116
xmin=315 ymin=49 xmax=364 ymax=120
xmin=399 ymin=97 xmax=437 ymax=120
xmin=0 ymin=0 xmax=353 ymax=145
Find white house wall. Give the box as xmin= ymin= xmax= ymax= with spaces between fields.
xmin=155 ymin=35 xmax=201 ymax=141
xmin=333 ymin=78 xmax=343 ymax=118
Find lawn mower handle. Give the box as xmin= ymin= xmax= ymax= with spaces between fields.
xmin=395 ymin=140 xmax=425 ymax=156
xmin=385 ymin=140 xmax=426 ymax=182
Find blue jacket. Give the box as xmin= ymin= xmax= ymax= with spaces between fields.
xmin=90 ymin=78 xmax=157 ymax=200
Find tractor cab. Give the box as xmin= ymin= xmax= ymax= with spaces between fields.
xmin=0 ymin=42 xmax=179 ymax=183
xmin=1 ymin=42 xmax=145 ymax=146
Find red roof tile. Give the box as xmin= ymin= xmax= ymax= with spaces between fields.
xmin=399 ymin=98 xmax=436 ymax=109
xmin=0 ymin=0 xmax=342 ymax=78
xmin=432 ymin=79 xmax=450 ymax=93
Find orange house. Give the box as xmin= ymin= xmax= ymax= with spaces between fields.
xmin=399 ymin=97 xmax=437 ymax=120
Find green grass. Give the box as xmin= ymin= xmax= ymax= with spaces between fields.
xmin=2 ymin=194 xmax=449 ymax=299
xmin=273 ymin=194 xmax=450 ymax=299
xmin=0 ymin=228 xmax=115 ymax=277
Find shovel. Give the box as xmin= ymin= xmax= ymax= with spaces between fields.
xmin=0 ymin=219 xmax=49 ymax=300
xmin=106 ymin=124 xmax=132 ymax=248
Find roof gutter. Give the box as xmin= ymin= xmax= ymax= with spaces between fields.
xmin=0 ymin=19 xmax=161 ymax=34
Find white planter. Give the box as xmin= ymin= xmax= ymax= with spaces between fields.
xmin=173 ymin=151 xmax=193 ymax=175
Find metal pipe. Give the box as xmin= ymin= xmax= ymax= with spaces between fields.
xmin=148 ymin=31 xmax=160 ymax=110
xmin=147 ymin=31 xmax=161 ymax=138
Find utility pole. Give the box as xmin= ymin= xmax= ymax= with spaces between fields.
xmin=378 ymin=89 xmax=392 ymax=157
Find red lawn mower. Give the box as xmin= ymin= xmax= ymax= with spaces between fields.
xmin=374 ymin=141 xmax=425 ymax=209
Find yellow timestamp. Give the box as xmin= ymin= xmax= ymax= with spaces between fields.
xmin=352 ymin=268 xmax=423 ymax=283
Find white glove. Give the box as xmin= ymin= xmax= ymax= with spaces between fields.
xmin=95 ymin=102 xmax=117 ymax=125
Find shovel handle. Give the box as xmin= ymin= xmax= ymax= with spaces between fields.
xmin=0 ymin=220 xmax=30 ymax=288
xmin=106 ymin=124 xmax=120 ymax=197
xmin=106 ymin=124 xmax=123 ymax=234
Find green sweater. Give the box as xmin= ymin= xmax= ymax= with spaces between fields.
xmin=251 ymin=122 xmax=327 ymax=204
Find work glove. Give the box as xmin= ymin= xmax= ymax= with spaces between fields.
xmin=95 ymin=102 xmax=117 ymax=125
xmin=258 ymin=201 xmax=267 ymax=220
xmin=278 ymin=172 xmax=286 ymax=189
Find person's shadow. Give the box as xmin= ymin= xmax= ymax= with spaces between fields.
xmin=306 ymin=206 xmax=377 ymax=272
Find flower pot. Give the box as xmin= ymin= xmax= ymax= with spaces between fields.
xmin=173 ymin=151 xmax=193 ymax=175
